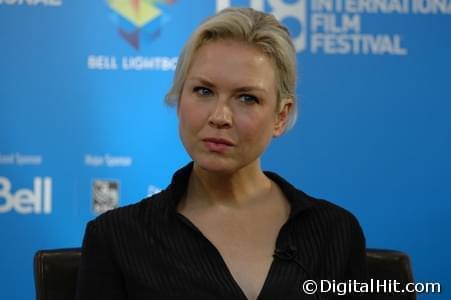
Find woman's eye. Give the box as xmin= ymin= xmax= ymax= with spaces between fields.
xmin=238 ymin=94 xmax=259 ymax=104
xmin=193 ymin=87 xmax=212 ymax=96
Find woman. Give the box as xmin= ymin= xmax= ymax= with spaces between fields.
xmin=76 ymin=8 xmax=367 ymax=300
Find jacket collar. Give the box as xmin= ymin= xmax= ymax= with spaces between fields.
xmin=163 ymin=162 xmax=315 ymax=218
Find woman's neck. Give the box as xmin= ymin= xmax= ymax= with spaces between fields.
xmin=184 ymin=160 xmax=273 ymax=209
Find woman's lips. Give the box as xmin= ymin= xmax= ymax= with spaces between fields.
xmin=202 ymin=138 xmax=234 ymax=152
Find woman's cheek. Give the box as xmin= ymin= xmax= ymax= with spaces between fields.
xmin=236 ymin=110 xmax=265 ymax=131
xmin=181 ymin=105 xmax=209 ymax=137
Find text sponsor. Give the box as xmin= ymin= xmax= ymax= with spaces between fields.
xmin=84 ymin=154 xmax=133 ymax=168
xmin=0 ymin=176 xmax=52 ymax=214
xmin=0 ymin=0 xmax=62 ymax=6
xmin=302 ymin=279 xmax=441 ymax=296
xmin=217 ymin=0 xmax=451 ymax=55
xmin=0 ymin=153 xmax=43 ymax=166
xmin=87 ymin=55 xmax=177 ymax=71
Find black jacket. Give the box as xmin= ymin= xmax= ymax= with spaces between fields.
xmin=76 ymin=162 xmax=367 ymax=299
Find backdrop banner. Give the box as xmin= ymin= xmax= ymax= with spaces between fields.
xmin=1 ymin=0 xmax=450 ymax=299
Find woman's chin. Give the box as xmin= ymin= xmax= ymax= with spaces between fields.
xmin=193 ymin=156 xmax=239 ymax=174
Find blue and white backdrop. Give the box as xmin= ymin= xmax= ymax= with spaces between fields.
xmin=1 ymin=0 xmax=450 ymax=299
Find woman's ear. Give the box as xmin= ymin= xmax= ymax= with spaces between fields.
xmin=273 ymin=98 xmax=293 ymax=137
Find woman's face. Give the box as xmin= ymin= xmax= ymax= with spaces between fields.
xmin=178 ymin=39 xmax=290 ymax=174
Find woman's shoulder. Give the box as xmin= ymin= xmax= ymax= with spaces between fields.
xmin=78 ymin=190 xmax=175 ymax=266
xmin=296 ymin=193 xmax=366 ymax=248
xmin=310 ymin=197 xmax=362 ymax=227
xmin=86 ymin=189 xmax=170 ymax=233
xmin=266 ymin=170 xmax=363 ymax=230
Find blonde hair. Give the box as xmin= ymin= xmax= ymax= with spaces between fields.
xmin=165 ymin=7 xmax=298 ymax=131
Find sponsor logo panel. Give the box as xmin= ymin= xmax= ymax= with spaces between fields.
xmin=0 ymin=176 xmax=52 ymax=214
xmin=88 ymin=0 xmax=178 ymax=72
xmin=217 ymin=0 xmax=451 ymax=56
xmin=92 ymin=179 xmax=119 ymax=215
xmin=107 ymin=0 xmax=177 ymax=50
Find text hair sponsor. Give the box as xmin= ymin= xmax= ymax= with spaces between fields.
xmin=84 ymin=154 xmax=133 ymax=168
xmin=0 ymin=177 xmax=52 ymax=214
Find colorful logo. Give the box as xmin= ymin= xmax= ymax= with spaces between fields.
xmin=107 ymin=0 xmax=176 ymax=49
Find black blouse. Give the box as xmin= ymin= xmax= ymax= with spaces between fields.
xmin=76 ymin=162 xmax=367 ymax=299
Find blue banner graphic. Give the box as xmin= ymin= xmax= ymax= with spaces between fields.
xmin=1 ymin=0 xmax=450 ymax=299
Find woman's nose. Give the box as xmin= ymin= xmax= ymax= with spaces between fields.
xmin=208 ymin=100 xmax=232 ymax=129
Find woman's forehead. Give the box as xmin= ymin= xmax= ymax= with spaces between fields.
xmin=187 ymin=40 xmax=277 ymax=88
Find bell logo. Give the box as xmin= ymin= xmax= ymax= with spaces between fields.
xmin=0 ymin=177 xmax=52 ymax=214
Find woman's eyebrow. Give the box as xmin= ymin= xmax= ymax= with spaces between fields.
xmin=185 ymin=77 xmax=216 ymax=88
xmin=234 ymin=86 xmax=268 ymax=93
xmin=186 ymin=77 xmax=269 ymax=95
